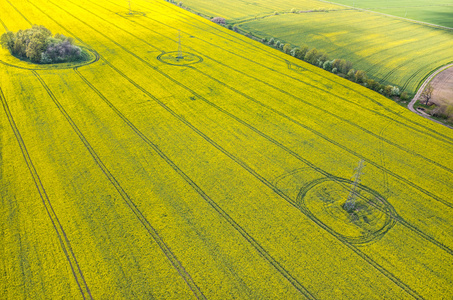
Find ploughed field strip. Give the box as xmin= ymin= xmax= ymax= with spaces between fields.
xmin=1 ymin=0 xmax=453 ymax=299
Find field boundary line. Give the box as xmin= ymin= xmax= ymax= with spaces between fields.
xmin=78 ymin=0 xmax=453 ymax=175
xmin=75 ymin=63 xmax=422 ymax=298
xmin=0 ymin=86 xmax=93 ymax=300
xmin=13 ymin=1 xmax=446 ymax=296
xmin=183 ymin=66 xmax=453 ymax=210
xmin=75 ymin=37 xmax=421 ymax=298
xmin=185 ymin=68 xmax=453 ymax=256
xmin=62 ymin=0 xmax=453 ymax=188
xmin=49 ymin=0 xmax=453 ymax=254
xmin=408 ymin=63 xmax=453 ymax=129
xmin=26 ymin=0 xmax=453 ymax=253
xmin=31 ymin=70 xmax=206 ymax=300
xmin=85 ymin=0 xmax=453 ymax=147
xmin=150 ymin=0 xmax=453 ymax=144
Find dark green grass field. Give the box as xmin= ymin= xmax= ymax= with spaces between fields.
xmin=327 ymin=0 xmax=453 ymax=28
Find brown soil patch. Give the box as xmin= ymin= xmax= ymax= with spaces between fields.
xmin=430 ymin=66 xmax=453 ymax=106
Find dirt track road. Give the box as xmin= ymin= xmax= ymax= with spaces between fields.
xmin=408 ymin=63 xmax=453 ymax=129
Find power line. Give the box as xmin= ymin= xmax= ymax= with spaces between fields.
xmin=343 ymin=159 xmax=365 ymax=212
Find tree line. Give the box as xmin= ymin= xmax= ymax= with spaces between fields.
xmin=0 ymin=25 xmax=83 ymax=64
xmin=263 ymin=37 xmax=408 ymax=100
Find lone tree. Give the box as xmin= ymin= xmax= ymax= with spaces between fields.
xmin=421 ymin=83 xmax=434 ymax=105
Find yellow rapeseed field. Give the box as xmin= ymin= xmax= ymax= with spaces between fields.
xmin=1 ymin=0 xmax=452 ymax=298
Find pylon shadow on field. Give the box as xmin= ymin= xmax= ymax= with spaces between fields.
xmin=157 ymin=52 xmax=203 ymax=66
xmin=297 ymin=177 xmax=397 ymax=245
xmin=274 ymin=168 xmax=397 ymax=245
xmin=115 ymin=11 xmax=146 ymax=17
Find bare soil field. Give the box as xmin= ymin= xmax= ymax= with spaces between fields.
xmin=431 ymin=66 xmax=453 ymax=106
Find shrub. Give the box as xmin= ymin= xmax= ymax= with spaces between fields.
xmin=296 ymin=45 xmax=309 ymax=59
xmin=341 ymin=60 xmax=353 ymax=74
xmin=283 ymin=43 xmax=292 ymax=54
xmin=391 ymin=86 xmax=400 ymax=96
xmin=42 ymin=40 xmax=82 ymax=63
xmin=323 ymin=60 xmax=333 ymax=71
xmin=332 ymin=59 xmax=353 ymax=74
xmin=0 ymin=31 xmax=15 ymax=51
xmin=355 ymin=70 xmax=367 ymax=83
xmin=332 ymin=59 xmax=344 ymax=72
xmin=383 ymin=85 xmax=393 ymax=96
xmin=366 ymin=79 xmax=380 ymax=91
xmin=430 ymin=104 xmax=453 ymax=119
xmin=319 ymin=51 xmax=329 ymax=62
xmin=400 ymin=91 xmax=409 ymax=100
xmin=332 ymin=67 xmax=338 ymax=74
xmin=304 ymin=48 xmax=319 ymax=64
xmin=268 ymin=37 xmax=275 ymax=45
xmin=211 ymin=17 xmax=226 ymax=25
xmin=275 ymin=40 xmax=281 ymax=48
xmin=347 ymin=69 xmax=356 ymax=81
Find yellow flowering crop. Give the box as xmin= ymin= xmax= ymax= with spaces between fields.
xmin=1 ymin=0 xmax=452 ymax=298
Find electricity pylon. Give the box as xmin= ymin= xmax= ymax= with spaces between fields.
xmin=128 ymin=0 xmax=132 ymax=15
xmin=343 ymin=159 xmax=365 ymax=212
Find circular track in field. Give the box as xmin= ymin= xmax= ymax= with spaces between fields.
xmin=0 ymin=47 xmax=99 ymax=70
xmin=297 ymin=177 xmax=397 ymax=244
xmin=116 ymin=11 xmax=146 ymax=17
xmin=157 ymin=52 xmax=203 ymax=66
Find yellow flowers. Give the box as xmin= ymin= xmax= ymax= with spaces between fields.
xmin=1 ymin=0 xmax=452 ymax=299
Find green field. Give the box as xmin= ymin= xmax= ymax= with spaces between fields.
xmin=239 ymin=9 xmax=453 ymax=94
xmin=182 ymin=0 xmax=453 ymax=95
xmin=1 ymin=0 xmax=453 ymax=298
xmin=326 ymin=0 xmax=453 ymax=28
xmin=178 ymin=0 xmax=343 ymax=21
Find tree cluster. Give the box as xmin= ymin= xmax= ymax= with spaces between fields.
xmin=211 ymin=17 xmax=226 ymax=25
xmin=0 ymin=25 xmax=83 ymax=64
xmin=431 ymin=103 xmax=453 ymax=123
xmin=265 ymin=39 xmax=403 ymax=98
